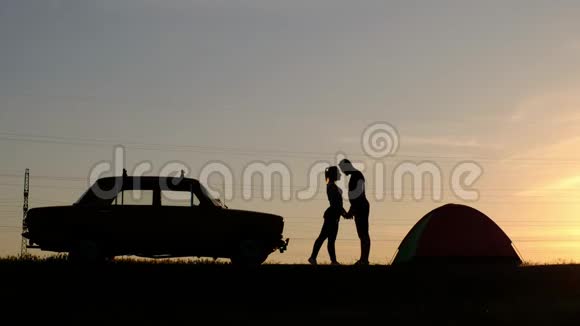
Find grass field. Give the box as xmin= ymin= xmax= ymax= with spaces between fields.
xmin=2 ymin=257 xmax=580 ymax=325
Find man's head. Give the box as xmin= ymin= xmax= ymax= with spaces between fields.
xmin=338 ymin=159 xmax=356 ymax=175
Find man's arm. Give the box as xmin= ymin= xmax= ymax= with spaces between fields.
xmin=343 ymin=208 xmax=351 ymax=219
xmin=344 ymin=206 xmax=354 ymax=219
xmin=328 ymin=185 xmax=349 ymax=218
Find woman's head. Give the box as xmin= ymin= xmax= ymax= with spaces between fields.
xmin=325 ymin=166 xmax=341 ymax=183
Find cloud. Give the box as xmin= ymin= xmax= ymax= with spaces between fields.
xmin=338 ymin=136 xmax=360 ymax=144
xmin=506 ymin=136 xmax=580 ymax=161
xmin=508 ymin=136 xmax=580 ymax=199
xmin=517 ymin=174 xmax=580 ymax=197
xmin=502 ymin=88 xmax=580 ymax=164
xmin=510 ymin=88 xmax=580 ymax=123
xmin=563 ymin=39 xmax=580 ymax=52
xmin=403 ymin=136 xmax=502 ymax=149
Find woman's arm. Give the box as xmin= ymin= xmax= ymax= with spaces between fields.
xmin=328 ymin=185 xmax=348 ymax=217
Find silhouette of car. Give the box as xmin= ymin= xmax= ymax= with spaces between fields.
xmin=23 ymin=173 xmax=289 ymax=265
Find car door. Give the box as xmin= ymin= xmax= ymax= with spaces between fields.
xmin=106 ymin=188 xmax=162 ymax=255
xmin=159 ymin=189 xmax=208 ymax=256
xmin=194 ymin=200 xmax=230 ymax=257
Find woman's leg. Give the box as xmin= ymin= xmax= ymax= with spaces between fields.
xmin=310 ymin=220 xmax=331 ymax=260
xmin=327 ymin=218 xmax=340 ymax=263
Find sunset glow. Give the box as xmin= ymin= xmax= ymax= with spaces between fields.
xmin=1 ymin=1 xmax=580 ymax=265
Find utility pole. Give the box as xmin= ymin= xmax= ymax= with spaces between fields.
xmin=21 ymin=168 xmax=29 ymax=257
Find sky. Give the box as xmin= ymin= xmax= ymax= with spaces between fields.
xmin=1 ymin=0 xmax=580 ymax=264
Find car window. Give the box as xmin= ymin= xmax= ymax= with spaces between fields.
xmin=162 ymin=190 xmax=199 ymax=207
xmin=114 ymin=190 xmax=154 ymax=206
xmin=199 ymin=183 xmax=225 ymax=208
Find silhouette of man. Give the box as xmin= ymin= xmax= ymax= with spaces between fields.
xmin=339 ymin=159 xmax=370 ymax=265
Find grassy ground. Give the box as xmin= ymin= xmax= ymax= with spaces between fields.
xmin=2 ymin=257 xmax=580 ymax=325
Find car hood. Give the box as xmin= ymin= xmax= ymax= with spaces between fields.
xmin=224 ymin=209 xmax=283 ymax=221
xmin=26 ymin=206 xmax=72 ymax=216
xmin=25 ymin=206 xmax=72 ymax=221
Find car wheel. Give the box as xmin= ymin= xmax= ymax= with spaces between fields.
xmin=230 ymin=239 xmax=269 ymax=267
xmin=68 ymin=240 xmax=105 ymax=264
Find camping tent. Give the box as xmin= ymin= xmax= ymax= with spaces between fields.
xmin=392 ymin=204 xmax=522 ymax=265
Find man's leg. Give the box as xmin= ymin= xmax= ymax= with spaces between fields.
xmin=354 ymin=206 xmax=371 ymax=263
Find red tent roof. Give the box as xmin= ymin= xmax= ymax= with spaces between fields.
xmin=393 ymin=204 xmax=522 ymax=264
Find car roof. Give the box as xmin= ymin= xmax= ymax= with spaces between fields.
xmin=95 ymin=176 xmax=201 ymax=192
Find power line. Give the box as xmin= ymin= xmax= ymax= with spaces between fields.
xmin=0 ymin=183 xmax=85 ymax=191
xmin=0 ymin=172 xmax=577 ymax=202
xmin=2 ymin=131 xmax=580 ymax=164
xmin=0 ymin=173 xmax=578 ymax=194
xmin=0 ymin=174 xmax=85 ymax=181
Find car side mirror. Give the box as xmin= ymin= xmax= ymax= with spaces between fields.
xmin=215 ymin=198 xmax=228 ymax=209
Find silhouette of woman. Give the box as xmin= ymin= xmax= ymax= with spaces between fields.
xmin=308 ymin=166 xmax=347 ymax=265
